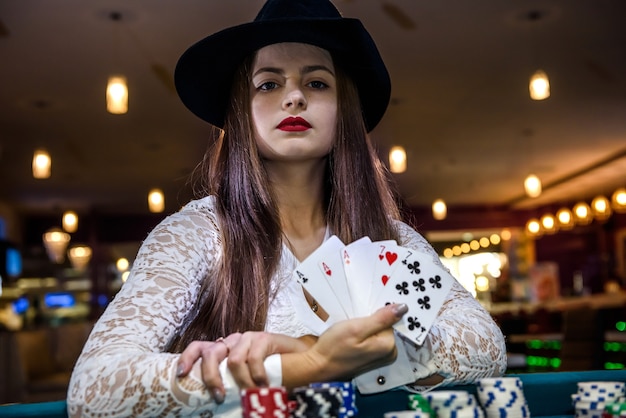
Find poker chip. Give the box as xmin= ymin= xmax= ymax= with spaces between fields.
xmin=476 ymin=377 xmax=529 ymax=418
xmin=310 ymin=381 xmax=358 ymax=418
xmin=604 ymin=401 xmax=626 ymax=418
xmin=292 ymin=385 xmax=344 ymax=418
xmin=241 ymin=386 xmax=289 ymax=418
xmin=572 ymin=382 xmax=626 ymax=418
xmin=408 ymin=393 xmax=434 ymax=417
xmin=417 ymin=390 xmax=484 ymax=418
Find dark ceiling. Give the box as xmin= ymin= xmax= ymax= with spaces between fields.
xmin=1 ymin=0 xmax=626 ymax=221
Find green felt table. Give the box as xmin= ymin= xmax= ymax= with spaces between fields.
xmin=2 ymin=370 xmax=626 ymax=417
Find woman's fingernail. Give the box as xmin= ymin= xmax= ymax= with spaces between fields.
xmin=392 ymin=303 xmax=408 ymax=317
xmin=176 ymin=364 xmax=185 ymax=377
xmin=212 ymin=389 xmax=225 ymax=404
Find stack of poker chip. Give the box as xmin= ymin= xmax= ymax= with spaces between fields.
xmin=424 ymin=390 xmax=485 ymax=418
xmin=310 ymin=381 xmax=358 ymax=418
xmin=292 ymin=385 xmax=344 ymax=418
xmin=572 ymin=381 xmax=626 ymax=418
xmin=380 ymin=392 xmax=433 ymax=418
xmin=603 ymin=399 xmax=626 ymax=418
xmin=241 ymin=386 xmax=289 ymax=418
xmin=476 ymin=377 xmax=530 ymax=418
xmin=408 ymin=393 xmax=435 ymax=417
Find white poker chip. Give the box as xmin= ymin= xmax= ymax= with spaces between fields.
xmin=426 ymin=391 xmax=478 ymax=409
xmin=578 ymin=382 xmax=626 ymax=397
xmin=573 ymin=381 xmax=626 ymax=418
xmin=475 ymin=378 xmax=530 ymax=418
xmin=437 ymin=406 xmax=485 ymax=418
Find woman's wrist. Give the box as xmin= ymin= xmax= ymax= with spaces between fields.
xmin=279 ymin=350 xmax=329 ymax=390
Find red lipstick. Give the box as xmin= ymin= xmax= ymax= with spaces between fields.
xmin=277 ymin=116 xmax=312 ymax=132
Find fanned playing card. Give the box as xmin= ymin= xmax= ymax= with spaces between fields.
xmin=293 ymin=235 xmax=351 ymax=322
xmin=372 ymin=249 xmax=454 ymax=345
xmin=292 ymin=235 xmax=454 ymax=345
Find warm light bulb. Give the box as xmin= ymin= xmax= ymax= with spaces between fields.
xmin=530 ymin=69 xmax=550 ymax=100
xmin=32 ymin=149 xmax=51 ymax=179
xmin=490 ymin=234 xmax=501 ymax=245
xmin=68 ymin=245 xmax=92 ymax=271
xmin=42 ymin=227 xmax=71 ymax=263
xmin=475 ymin=276 xmax=490 ymax=292
xmin=116 ymin=257 xmax=129 ymax=272
xmin=389 ymin=146 xmax=407 ymax=173
xmin=524 ymin=174 xmax=542 ymax=198
xmin=432 ymin=199 xmax=447 ymax=220
xmin=573 ymin=202 xmax=592 ymax=225
xmin=62 ymin=211 xmax=78 ymax=233
xmin=591 ymin=195 xmax=611 ymax=220
xmin=612 ymin=188 xmax=626 ymax=213
xmin=107 ymin=76 xmax=128 ymax=114
xmin=556 ymin=207 xmax=574 ymax=230
xmin=526 ymin=218 xmax=541 ymax=236
xmin=148 ymin=188 xmax=165 ymax=213
xmin=540 ymin=213 xmax=557 ymax=234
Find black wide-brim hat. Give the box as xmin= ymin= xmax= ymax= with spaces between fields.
xmin=174 ymin=0 xmax=391 ymax=132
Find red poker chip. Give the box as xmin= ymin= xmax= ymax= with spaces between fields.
xmin=241 ymin=386 xmax=289 ymax=418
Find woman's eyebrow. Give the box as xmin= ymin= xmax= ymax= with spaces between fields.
xmin=302 ymin=65 xmax=335 ymax=76
xmin=252 ymin=65 xmax=334 ymax=78
xmin=253 ymin=67 xmax=283 ymax=78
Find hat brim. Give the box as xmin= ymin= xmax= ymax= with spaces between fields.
xmin=174 ymin=18 xmax=391 ymax=132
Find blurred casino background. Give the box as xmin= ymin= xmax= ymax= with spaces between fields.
xmin=1 ymin=0 xmax=626 ymax=404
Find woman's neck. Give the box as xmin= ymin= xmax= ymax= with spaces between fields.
xmin=265 ymin=159 xmax=328 ymax=260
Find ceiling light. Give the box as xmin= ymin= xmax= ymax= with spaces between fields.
xmin=524 ymin=174 xmax=542 ymax=198
xmin=116 ymin=257 xmax=129 ymax=272
xmin=68 ymin=245 xmax=92 ymax=272
xmin=556 ymin=207 xmax=574 ymax=230
xmin=612 ymin=188 xmax=626 ymax=213
xmin=591 ymin=195 xmax=611 ymax=220
xmin=432 ymin=199 xmax=447 ymax=220
xmin=540 ymin=213 xmax=558 ymax=234
xmin=148 ymin=188 xmax=165 ymax=213
xmin=62 ymin=211 xmax=78 ymax=233
xmin=526 ymin=218 xmax=542 ymax=236
xmin=42 ymin=227 xmax=70 ymax=263
xmin=106 ymin=76 xmax=128 ymax=114
xmin=573 ymin=202 xmax=592 ymax=225
xmin=32 ymin=149 xmax=51 ymax=179
xmin=529 ymin=69 xmax=550 ymax=100
xmin=389 ymin=146 xmax=407 ymax=173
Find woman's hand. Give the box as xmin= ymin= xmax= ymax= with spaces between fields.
xmin=176 ymin=333 xmax=242 ymax=403
xmin=227 ymin=332 xmax=311 ymax=388
xmin=281 ymin=303 xmax=408 ymax=388
xmin=176 ymin=332 xmax=312 ymax=403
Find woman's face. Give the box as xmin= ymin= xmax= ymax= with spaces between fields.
xmin=250 ymin=42 xmax=337 ymax=162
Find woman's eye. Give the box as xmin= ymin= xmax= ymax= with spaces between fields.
xmin=308 ymin=80 xmax=328 ymax=89
xmin=258 ymin=81 xmax=278 ymax=91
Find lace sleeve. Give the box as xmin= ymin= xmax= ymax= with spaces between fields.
xmin=395 ymin=222 xmax=507 ymax=390
xmin=67 ymin=198 xmax=229 ymax=417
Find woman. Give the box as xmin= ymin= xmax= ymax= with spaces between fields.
xmin=67 ymin=0 xmax=506 ymax=416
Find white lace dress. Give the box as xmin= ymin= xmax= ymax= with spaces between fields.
xmin=67 ymin=196 xmax=507 ymax=417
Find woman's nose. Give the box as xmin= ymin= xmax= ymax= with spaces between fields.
xmin=282 ymin=87 xmax=307 ymax=110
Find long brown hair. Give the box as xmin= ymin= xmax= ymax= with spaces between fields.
xmin=168 ymin=51 xmax=400 ymax=352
